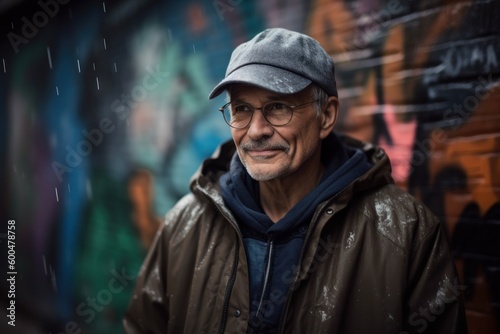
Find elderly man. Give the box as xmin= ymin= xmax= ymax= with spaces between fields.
xmin=123 ymin=28 xmax=467 ymax=333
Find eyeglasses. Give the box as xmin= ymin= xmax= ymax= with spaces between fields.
xmin=219 ymin=99 xmax=319 ymax=129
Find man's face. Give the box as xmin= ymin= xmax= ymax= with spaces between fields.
xmin=229 ymin=84 xmax=327 ymax=181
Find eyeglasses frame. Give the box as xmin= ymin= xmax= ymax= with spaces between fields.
xmin=219 ymin=99 xmax=320 ymax=129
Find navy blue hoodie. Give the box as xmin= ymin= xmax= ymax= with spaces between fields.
xmin=219 ymin=132 xmax=372 ymax=333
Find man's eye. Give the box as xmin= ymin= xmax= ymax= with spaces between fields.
xmin=267 ymin=102 xmax=287 ymax=111
xmin=233 ymin=104 xmax=252 ymax=113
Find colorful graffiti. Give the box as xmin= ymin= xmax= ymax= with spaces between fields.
xmin=1 ymin=0 xmax=499 ymax=333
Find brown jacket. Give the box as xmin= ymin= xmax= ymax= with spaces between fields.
xmin=123 ymin=136 xmax=467 ymax=333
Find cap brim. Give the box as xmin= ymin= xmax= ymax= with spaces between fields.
xmin=208 ymin=64 xmax=312 ymax=99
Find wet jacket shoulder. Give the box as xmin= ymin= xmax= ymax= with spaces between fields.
xmin=123 ymin=135 xmax=467 ymax=334
xmin=123 ymin=141 xmax=244 ymax=333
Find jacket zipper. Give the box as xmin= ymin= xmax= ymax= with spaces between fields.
xmin=199 ymin=184 xmax=328 ymax=333
xmin=256 ymin=239 xmax=274 ymax=318
xmin=276 ymin=203 xmax=330 ymax=333
xmin=218 ymin=229 xmax=240 ymax=334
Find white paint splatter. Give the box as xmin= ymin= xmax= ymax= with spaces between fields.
xmin=319 ymin=310 xmax=328 ymax=321
xmin=346 ymin=232 xmax=355 ymax=249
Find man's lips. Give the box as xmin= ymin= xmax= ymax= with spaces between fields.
xmin=245 ymin=148 xmax=283 ymax=159
xmin=248 ymin=149 xmax=279 ymax=155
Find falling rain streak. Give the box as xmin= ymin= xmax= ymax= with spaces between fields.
xmin=56 ymin=86 xmax=59 ymax=95
xmin=2 ymin=58 xmax=6 ymax=73
xmin=50 ymin=266 xmax=57 ymax=292
xmin=103 ymin=38 xmax=107 ymax=50
xmin=55 ymin=187 xmax=59 ymax=202
xmin=77 ymin=59 xmax=81 ymax=73
xmin=43 ymin=255 xmax=47 ymax=276
xmin=86 ymin=179 xmax=93 ymax=200
xmin=103 ymin=1 xmax=107 ymax=13
xmin=114 ymin=62 xmax=117 ymax=72
xmin=47 ymin=47 xmax=53 ymax=69
xmin=43 ymin=254 xmax=57 ymax=291
xmin=96 ymin=77 xmax=100 ymax=90
xmin=193 ymin=44 xmax=196 ymax=53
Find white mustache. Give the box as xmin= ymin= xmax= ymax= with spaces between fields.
xmin=240 ymin=139 xmax=289 ymax=153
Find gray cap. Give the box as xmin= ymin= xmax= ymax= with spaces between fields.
xmin=208 ymin=28 xmax=338 ymax=99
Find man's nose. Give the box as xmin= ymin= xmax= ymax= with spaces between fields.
xmin=246 ymin=109 xmax=274 ymax=139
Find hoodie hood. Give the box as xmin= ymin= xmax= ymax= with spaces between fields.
xmin=191 ymin=133 xmax=392 ymax=207
xmin=217 ymin=132 xmax=373 ymax=240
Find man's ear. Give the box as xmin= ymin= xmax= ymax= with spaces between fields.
xmin=319 ymin=96 xmax=339 ymax=139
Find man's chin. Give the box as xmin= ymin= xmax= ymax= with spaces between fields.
xmin=245 ymin=165 xmax=286 ymax=182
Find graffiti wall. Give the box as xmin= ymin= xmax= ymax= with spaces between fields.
xmin=1 ymin=0 xmax=498 ymax=333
